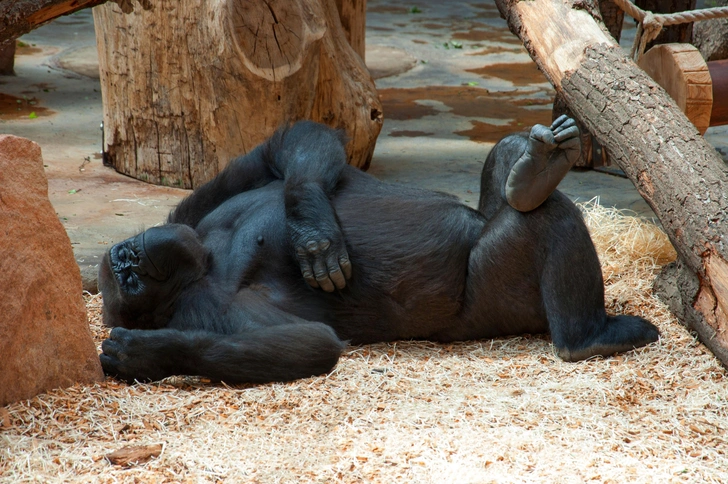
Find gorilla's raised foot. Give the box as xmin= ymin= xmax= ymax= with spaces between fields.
xmin=505 ymin=115 xmax=582 ymax=212
xmin=556 ymin=315 xmax=660 ymax=362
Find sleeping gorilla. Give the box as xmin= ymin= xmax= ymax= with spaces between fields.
xmin=99 ymin=116 xmax=659 ymax=384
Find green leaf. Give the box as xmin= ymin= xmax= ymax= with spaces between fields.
xmin=467 ymin=81 xmax=479 ymax=86
xmin=28 ymin=112 xmax=38 ymax=119
xmin=409 ymin=6 xmax=421 ymax=13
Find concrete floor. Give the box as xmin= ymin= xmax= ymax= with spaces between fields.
xmin=1 ymin=0 xmax=725 ymax=290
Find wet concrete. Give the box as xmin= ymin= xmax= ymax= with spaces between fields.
xmin=1 ymin=0 xmax=723 ymax=291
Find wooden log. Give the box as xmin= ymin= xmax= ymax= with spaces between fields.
xmin=94 ymin=0 xmax=382 ymax=188
xmin=495 ymin=0 xmax=728 ymax=365
xmin=638 ymin=44 xmax=712 ymax=134
xmin=0 ymin=0 xmax=109 ymax=43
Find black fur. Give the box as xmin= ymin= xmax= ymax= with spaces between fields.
xmin=98 ymin=119 xmax=659 ymax=384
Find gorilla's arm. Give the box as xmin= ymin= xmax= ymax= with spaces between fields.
xmin=169 ymin=120 xmax=352 ymax=291
xmin=100 ymin=324 xmax=345 ymax=384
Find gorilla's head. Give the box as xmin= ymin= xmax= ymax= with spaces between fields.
xmin=99 ymin=224 xmax=209 ymax=329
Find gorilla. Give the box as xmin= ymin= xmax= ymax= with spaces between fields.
xmin=98 ymin=116 xmax=659 ymax=384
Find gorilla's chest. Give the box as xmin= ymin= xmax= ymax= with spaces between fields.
xmin=197 ymin=186 xmax=293 ymax=287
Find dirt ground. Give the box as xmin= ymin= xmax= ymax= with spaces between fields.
xmin=2 ymin=205 xmax=727 ymax=483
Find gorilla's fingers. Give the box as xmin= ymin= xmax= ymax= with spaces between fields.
xmin=339 ymin=255 xmax=352 ymax=280
xmin=326 ymin=252 xmax=347 ymax=290
xmin=553 ymin=125 xmax=580 ymax=144
xmin=529 ymin=124 xmax=557 ymax=147
xmin=550 ymin=114 xmax=570 ymax=131
xmin=101 ymin=338 xmax=120 ymax=358
xmin=296 ymin=246 xmax=320 ymax=288
xmin=109 ymin=326 xmax=130 ymax=341
xmin=313 ymin=258 xmax=335 ymax=292
xmin=100 ymin=353 xmax=120 ymax=376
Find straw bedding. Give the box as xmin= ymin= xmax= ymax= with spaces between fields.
xmin=1 ymin=203 xmax=726 ymax=483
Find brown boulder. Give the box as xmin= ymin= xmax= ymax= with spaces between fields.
xmin=0 ymin=135 xmax=103 ymax=406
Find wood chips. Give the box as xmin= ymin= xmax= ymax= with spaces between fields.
xmin=1 ymin=203 xmax=726 ymax=483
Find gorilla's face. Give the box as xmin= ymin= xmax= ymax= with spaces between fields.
xmin=99 ymin=224 xmax=209 ymax=329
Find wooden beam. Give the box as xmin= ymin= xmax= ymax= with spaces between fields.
xmin=0 ymin=0 xmax=109 ymax=43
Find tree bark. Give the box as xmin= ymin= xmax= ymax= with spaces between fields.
xmin=0 ymin=0 xmax=109 ymax=43
xmin=692 ymin=0 xmax=728 ymax=61
xmin=552 ymin=0 xmax=623 ymax=168
xmin=496 ymin=0 xmax=728 ymax=366
xmin=94 ymin=0 xmax=381 ymax=189
xmin=335 ymin=0 xmax=366 ymax=61
xmin=598 ymin=0 xmax=625 ymax=42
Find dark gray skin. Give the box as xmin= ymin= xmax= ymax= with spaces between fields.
xmin=98 ymin=117 xmax=659 ymax=384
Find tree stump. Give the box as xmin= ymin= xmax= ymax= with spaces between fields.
xmin=496 ymin=0 xmax=728 ymax=366
xmin=93 ymin=0 xmax=382 ymax=189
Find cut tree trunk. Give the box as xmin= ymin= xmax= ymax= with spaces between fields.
xmin=94 ymin=0 xmax=382 ymax=189
xmin=495 ymin=0 xmax=728 ymax=366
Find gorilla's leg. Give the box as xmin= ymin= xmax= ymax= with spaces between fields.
xmin=100 ymin=323 xmax=345 ymax=384
xmin=539 ymin=209 xmax=660 ymax=361
xmin=505 ymin=115 xmax=581 ymax=212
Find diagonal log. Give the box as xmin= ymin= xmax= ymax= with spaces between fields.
xmin=494 ymin=0 xmax=728 ymax=365
xmin=0 ymin=0 xmax=109 ymax=43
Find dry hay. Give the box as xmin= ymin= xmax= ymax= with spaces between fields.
xmin=2 ymin=203 xmax=727 ymax=483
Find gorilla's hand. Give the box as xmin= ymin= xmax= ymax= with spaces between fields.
xmin=100 ymin=327 xmax=179 ymax=383
xmin=505 ymin=115 xmax=581 ymax=212
xmin=289 ymin=218 xmax=352 ymax=292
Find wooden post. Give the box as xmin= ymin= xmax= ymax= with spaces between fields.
xmin=708 ymin=59 xmax=728 ymax=126
xmin=495 ymin=0 xmax=728 ymax=366
xmin=0 ymin=40 xmax=15 ymax=76
xmin=94 ymin=0 xmax=382 ymax=189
